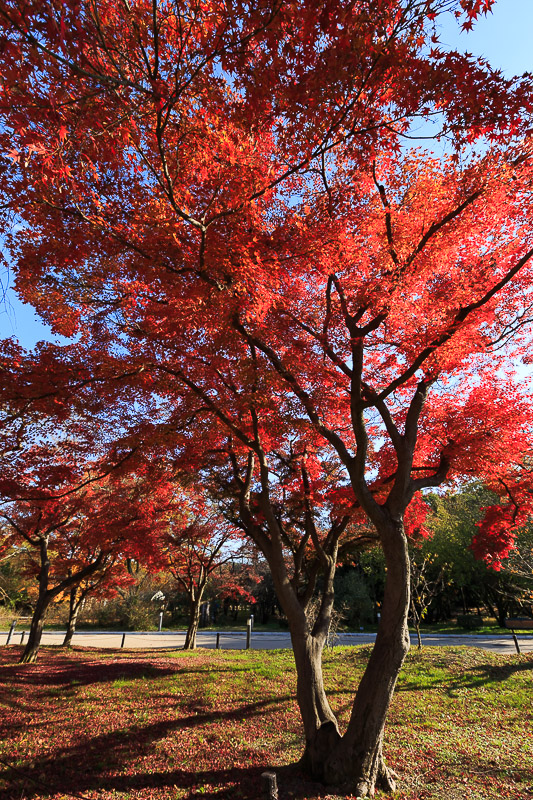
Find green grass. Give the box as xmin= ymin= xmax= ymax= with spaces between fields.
xmin=407 ymin=620 xmax=511 ymax=635
xmin=0 ymin=644 xmax=531 ymax=799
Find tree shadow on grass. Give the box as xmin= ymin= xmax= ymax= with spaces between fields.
xmin=0 ymin=649 xmax=191 ymax=714
xmin=0 ymin=761 xmax=263 ymax=800
xmin=397 ymin=655 xmax=533 ymax=695
xmin=0 ymin=655 xmax=178 ymax=687
xmin=443 ymin=657 xmax=533 ymax=696
xmin=0 ymin=693 xmax=299 ymax=800
xmin=0 ymin=760 xmax=338 ymax=800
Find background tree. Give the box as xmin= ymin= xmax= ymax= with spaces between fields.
xmin=408 ymin=553 xmax=447 ymax=647
xmin=164 ymin=490 xmax=244 ymax=649
xmin=504 ymin=524 xmax=533 ymax=607
xmin=471 ymin=466 xmax=533 ymax=621
xmin=60 ymin=555 xmax=133 ymax=647
xmin=0 ymin=454 xmax=173 ymax=663
xmin=0 ymin=535 xmax=31 ymax=615
xmin=209 ymin=556 xmax=260 ymax=623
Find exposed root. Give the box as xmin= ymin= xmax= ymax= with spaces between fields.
xmin=301 ymin=720 xmax=342 ymax=780
xmin=376 ymin=763 xmax=398 ymax=793
xmin=19 ymin=650 xmax=38 ymax=664
xmin=321 ymin=746 xmax=398 ymax=796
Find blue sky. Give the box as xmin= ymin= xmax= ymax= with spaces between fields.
xmin=1 ymin=0 xmax=533 ymax=350
xmin=438 ymin=0 xmax=533 ymax=77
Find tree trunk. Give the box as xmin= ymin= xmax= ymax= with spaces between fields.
xmin=266 ymin=544 xmax=342 ymax=777
xmin=322 ymin=519 xmax=411 ymax=796
xmin=62 ymin=588 xmax=82 ymax=647
xmin=183 ymin=595 xmax=202 ymax=649
xmin=20 ymin=592 xmax=52 ymax=664
xmin=411 ymin=599 xmax=422 ymax=649
xmin=291 ymin=627 xmax=341 ymax=778
xmin=19 ymin=540 xmax=105 ymax=664
xmin=414 ymin=619 xmax=422 ymax=649
xmin=20 ymin=536 xmax=52 ymax=664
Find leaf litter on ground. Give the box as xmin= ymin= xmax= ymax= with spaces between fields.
xmin=0 ymin=644 xmax=531 ymax=800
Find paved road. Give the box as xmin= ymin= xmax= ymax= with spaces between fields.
xmin=2 ymin=628 xmax=532 ymax=653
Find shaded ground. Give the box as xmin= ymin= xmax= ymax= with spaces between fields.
xmin=0 ymin=644 xmax=532 ymax=799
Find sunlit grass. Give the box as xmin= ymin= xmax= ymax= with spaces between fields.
xmin=0 ymin=645 xmax=531 ymax=799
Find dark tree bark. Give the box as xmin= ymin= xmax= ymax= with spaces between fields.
xmin=323 ymin=520 xmax=410 ymax=793
xmin=232 ymin=462 xmax=347 ymax=774
xmin=20 ymin=540 xmax=105 ymax=664
xmin=20 ymin=537 xmax=53 ymax=664
xmin=21 ymin=591 xmax=53 ymax=664
xmin=276 ymin=566 xmax=342 ymax=775
xmin=291 ymin=626 xmax=341 ymax=775
xmin=62 ymin=586 xmax=84 ymax=647
xmin=183 ymin=589 xmax=204 ymax=649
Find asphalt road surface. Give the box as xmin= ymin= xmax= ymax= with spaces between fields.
xmin=2 ymin=628 xmax=532 ymax=653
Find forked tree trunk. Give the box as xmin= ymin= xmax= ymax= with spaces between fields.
xmin=20 ymin=540 xmax=105 ymax=664
xmin=322 ymin=519 xmax=411 ymax=795
xmin=239 ymin=452 xmax=409 ymax=794
xmin=246 ymin=500 xmax=411 ymax=795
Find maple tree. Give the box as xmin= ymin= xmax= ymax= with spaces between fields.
xmin=220 ymin=147 xmax=533 ymax=791
xmin=210 ymin=557 xmax=261 ymax=619
xmin=0 ymin=337 xmax=178 ymax=658
xmin=0 ymin=354 xmax=174 ymax=665
xmin=0 ymin=461 xmax=172 ymax=663
xmin=2 ymin=0 xmax=533 ymax=795
xmin=472 ymin=462 xmax=533 ymax=569
xmin=470 ymin=465 xmax=533 ymax=617
xmin=134 ymin=142 xmax=533 ymax=791
xmin=163 ymin=489 xmax=245 ymax=649
xmin=60 ymin=553 xmax=134 ymax=647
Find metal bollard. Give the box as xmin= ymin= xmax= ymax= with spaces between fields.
xmin=216 ymin=632 xmax=220 ymax=650
xmin=261 ymin=771 xmax=278 ymax=800
xmin=121 ymin=633 xmax=126 ymax=648
xmin=6 ymin=621 xmax=16 ymax=645
xmin=246 ymin=618 xmax=252 ymax=649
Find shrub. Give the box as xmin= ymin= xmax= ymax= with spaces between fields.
xmin=456 ymin=614 xmax=483 ymax=630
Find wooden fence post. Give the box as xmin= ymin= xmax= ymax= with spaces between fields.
xmin=261 ymin=771 xmax=278 ymax=800
xmin=6 ymin=621 xmax=16 ymax=645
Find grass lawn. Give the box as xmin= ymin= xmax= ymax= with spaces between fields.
xmin=0 ymin=644 xmax=531 ymax=800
